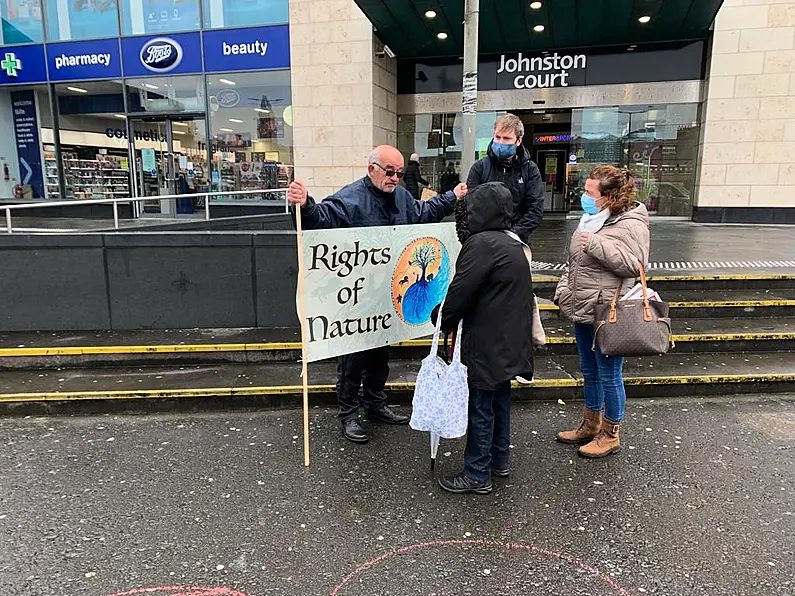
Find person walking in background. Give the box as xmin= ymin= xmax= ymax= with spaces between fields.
xmin=554 ymin=166 xmax=650 ymax=458
xmin=403 ymin=153 xmax=429 ymax=201
xmin=288 ymin=145 xmax=468 ymax=444
xmin=439 ymin=162 xmax=460 ymax=194
xmin=432 ymin=182 xmax=534 ymax=495
xmin=462 ymin=113 xmax=545 ymax=243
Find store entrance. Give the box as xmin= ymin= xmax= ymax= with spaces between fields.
xmin=129 ymin=114 xmax=208 ymax=216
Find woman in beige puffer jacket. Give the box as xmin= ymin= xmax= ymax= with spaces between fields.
xmin=554 ymin=165 xmax=650 ymax=459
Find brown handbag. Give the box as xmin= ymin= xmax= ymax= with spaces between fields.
xmin=592 ymin=264 xmax=673 ymax=357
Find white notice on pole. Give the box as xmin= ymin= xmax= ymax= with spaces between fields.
xmin=297 ymin=222 xmax=460 ymax=362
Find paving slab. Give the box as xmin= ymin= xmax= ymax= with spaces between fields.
xmin=0 ymin=395 xmax=793 ymax=595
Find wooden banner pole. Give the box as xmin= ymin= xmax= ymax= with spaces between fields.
xmin=295 ymin=205 xmax=311 ymax=467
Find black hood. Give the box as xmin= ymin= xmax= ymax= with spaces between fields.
xmin=466 ymin=182 xmax=514 ymax=234
xmin=486 ymin=140 xmax=531 ymax=169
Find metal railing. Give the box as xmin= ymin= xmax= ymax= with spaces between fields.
xmin=1 ymin=188 xmax=290 ymax=234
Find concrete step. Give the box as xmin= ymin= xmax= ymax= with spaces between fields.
xmin=1 ymin=316 xmax=793 ymax=370
xmin=2 ymin=352 xmax=793 ymax=414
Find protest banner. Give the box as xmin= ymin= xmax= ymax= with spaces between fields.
xmin=297 ymin=222 xmax=461 ymax=363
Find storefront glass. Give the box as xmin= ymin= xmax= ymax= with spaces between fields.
xmin=398 ymin=103 xmax=701 ymax=216
xmin=202 ymin=0 xmax=288 ymax=29
xmin=126 ymin=75 xmax=205 ymax=114
xmin=44 ymin=0 xmax=120 ymax=41
xmin=207 ymin=70 xmax=293 ymax=201
xmin=121 ymin=0 xmax=201 ymax=36
xmin=570 ymin=104 xmax=701 ymax=216
xmin=1 ymin=0 xmax=44 ymax=44
xmin=51 ymin=80 xmax=130 ymax=199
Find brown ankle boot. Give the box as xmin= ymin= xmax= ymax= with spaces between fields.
xmin=579 ymin=420 xmax=621 ymax=458
xmin=556 ymin=408 xmax=603 ymax=445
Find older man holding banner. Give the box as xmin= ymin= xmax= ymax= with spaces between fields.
xmin=288 ymin=145 xmax=467 ymax=445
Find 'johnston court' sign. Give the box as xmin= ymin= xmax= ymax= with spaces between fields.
xmin=497 ymin=52 xmax=587 ymax=89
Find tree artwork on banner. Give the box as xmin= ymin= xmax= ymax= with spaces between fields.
xmin=298 ymin=223 xmax=460 ymax=362
xmin=393 ymin=238 xmax=451 ymax=326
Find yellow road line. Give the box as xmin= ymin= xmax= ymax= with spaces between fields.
xmin=2 ymin=373 xmax=794 ymax=403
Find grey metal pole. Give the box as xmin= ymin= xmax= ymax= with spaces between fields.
xmin=460 ymin=0 xmax=480 ymax=183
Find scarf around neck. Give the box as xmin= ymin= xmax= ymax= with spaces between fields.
xmin=578 ymin=208 xmax=611 ymax=233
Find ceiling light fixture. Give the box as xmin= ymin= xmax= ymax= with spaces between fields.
xmin=114 ymin=114 xmax=126 ymax=119
xmin=229 ymin=118 xmax=244 ymax=123
xmin=67 ymin=86 xmax=88 ymax=93
xmin=220 ymin=127 xmax=233 ymax=132
xmin=254 ymin=108 xmax=270 ymax=114
xmin=533 ymin=24 xmax=545 ymax=32
xmin=437 ymin=32 xmax=448 ymax=40
xmin=530 ymin=1 xmax=542 ymax=9
xmin=425 ymin=10 xmax=437 ymax=19
xmin=143 ymin=83 xmax=159 ymax=90
xmin=219 ymin=78 xmax=236 ymax=86
xmin=172 ymin=130 xmax=186 ymax=135
xmin=172 ymin=121 xmax=188 ymax=127
xmin=638 ymin=15 xmax=651 ymax=24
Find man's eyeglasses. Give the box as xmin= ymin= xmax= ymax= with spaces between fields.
xmin=372 ymin=162 xmax=405 ymax=179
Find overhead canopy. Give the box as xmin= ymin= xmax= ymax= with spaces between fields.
xmin=354 ymin=0 xmax=724 ymax=59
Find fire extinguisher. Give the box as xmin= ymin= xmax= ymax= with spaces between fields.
xmin=14 ymin=184 xmax=22 ymax=199
xmin=3 ymin=163 xmax=9 ymax=181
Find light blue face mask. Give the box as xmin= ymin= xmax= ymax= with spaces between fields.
xmin=580 ymin=194 xmax=601 ymax=215
xmin=492 ymin=142 xmax=517 ymax=160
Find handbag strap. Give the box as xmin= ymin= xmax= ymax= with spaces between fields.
xmin=430 ymin=298 xmax=446 ymax=355
xmin=607 ymin=261 xmax=652 ymax=323
xmin=451 ymin=320 xmax=464 ymax=364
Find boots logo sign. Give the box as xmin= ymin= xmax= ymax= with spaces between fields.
xmin=140 ymin=37 xmax=183 ymax=73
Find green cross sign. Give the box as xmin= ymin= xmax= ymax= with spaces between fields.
xmin=1 ymin=53 xmax=21 ymax=77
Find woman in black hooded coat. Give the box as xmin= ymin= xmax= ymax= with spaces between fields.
xmin=433 ymin=181 xmax=535 ymax=495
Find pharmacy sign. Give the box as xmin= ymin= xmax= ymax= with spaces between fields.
xmin=1 ymin=53 xmax=21 ymax=77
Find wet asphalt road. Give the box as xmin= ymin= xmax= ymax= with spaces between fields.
xmin=1 ymin=395 xmax=793 ymax=596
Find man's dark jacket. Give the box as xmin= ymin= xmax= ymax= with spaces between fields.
xmin=297 ymin=176 xmax=455 ymax=229
xmin=440 ymin=182 xmax=534 ymax=390
xmin=464 ymin=141 xmax=545 ymax=242
xmin=403 ymin=160 xmax=429 ymax=200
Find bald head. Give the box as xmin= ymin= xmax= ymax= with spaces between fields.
xmin=367 ymin=145 xmax=405 ymax=193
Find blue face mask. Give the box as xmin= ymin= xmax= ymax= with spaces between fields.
xmin=492 ymin=142 xmax=517 ymax=160
xmin=581 ymin=194 xmax=601 ymax=215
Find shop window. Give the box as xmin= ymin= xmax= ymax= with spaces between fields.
xmin=203 ymin=0 xmax=288 ymax=29
xmin=1 ymin=1 xmax=45 ymax=44
xmin=397 ymin=111 xmax=498 ymax=193
xmin=207 ymin=70 xmax=293 ymax=203
xmin=571 ymin=104 xmax=700 ymax=216
xmin=125 ymin=75 xmax=205 ymax=114
xmin=44 ymin=0 xmax=120 ymax=41
xmin=52 ymin=81 xmax=131 ymax=200
xmin=121 ymin=0 xmax=200 ymax=36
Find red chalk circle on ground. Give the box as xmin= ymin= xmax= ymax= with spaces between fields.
xmin=108 ymin=587 xmax=250 ymax=596
xmin=330 ymin=539 xmax=632 ymax=596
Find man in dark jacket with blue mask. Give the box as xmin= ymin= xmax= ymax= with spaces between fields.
xmin=463 ymin=114 xmax=545 ymax=243
xmin=288 ymin=145 xmax=468 ymax=444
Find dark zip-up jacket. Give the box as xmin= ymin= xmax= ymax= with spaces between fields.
xmin=464 ymin=142 xmax=545 ymax=242
xmin=403 ymin=160 xmax=429 ymax=200
xmin=296 ymin=176 xmax=456 ymax=229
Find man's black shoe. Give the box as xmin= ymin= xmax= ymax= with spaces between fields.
xmin=341 ymin=418 xmax=369 ymax=444
xmin=366 ymin=405 xmax=410 ymax=425
xmin=438 ymin=472 xmax=493 ymax=495
xmin=492 ymin=467 xmax=510 ymax=478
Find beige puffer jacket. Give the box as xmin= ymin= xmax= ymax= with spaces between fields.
xmin=554 ymin=203 xmax=650 ymax=325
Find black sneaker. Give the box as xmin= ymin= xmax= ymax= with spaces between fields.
xmin=491 ymin=467 xmax=510 ymax=478
xmin=438 ymin=472 xmax=493 ymax=495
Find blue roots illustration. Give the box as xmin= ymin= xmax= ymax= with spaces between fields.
xmin=401 ymin=242 xmax=450 ymax=325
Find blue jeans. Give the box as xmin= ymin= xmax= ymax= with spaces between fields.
xmin=464 ymin=382 xmax=512 ymax=484
xmin=574 ymin=323 xmax=626 ymax=423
